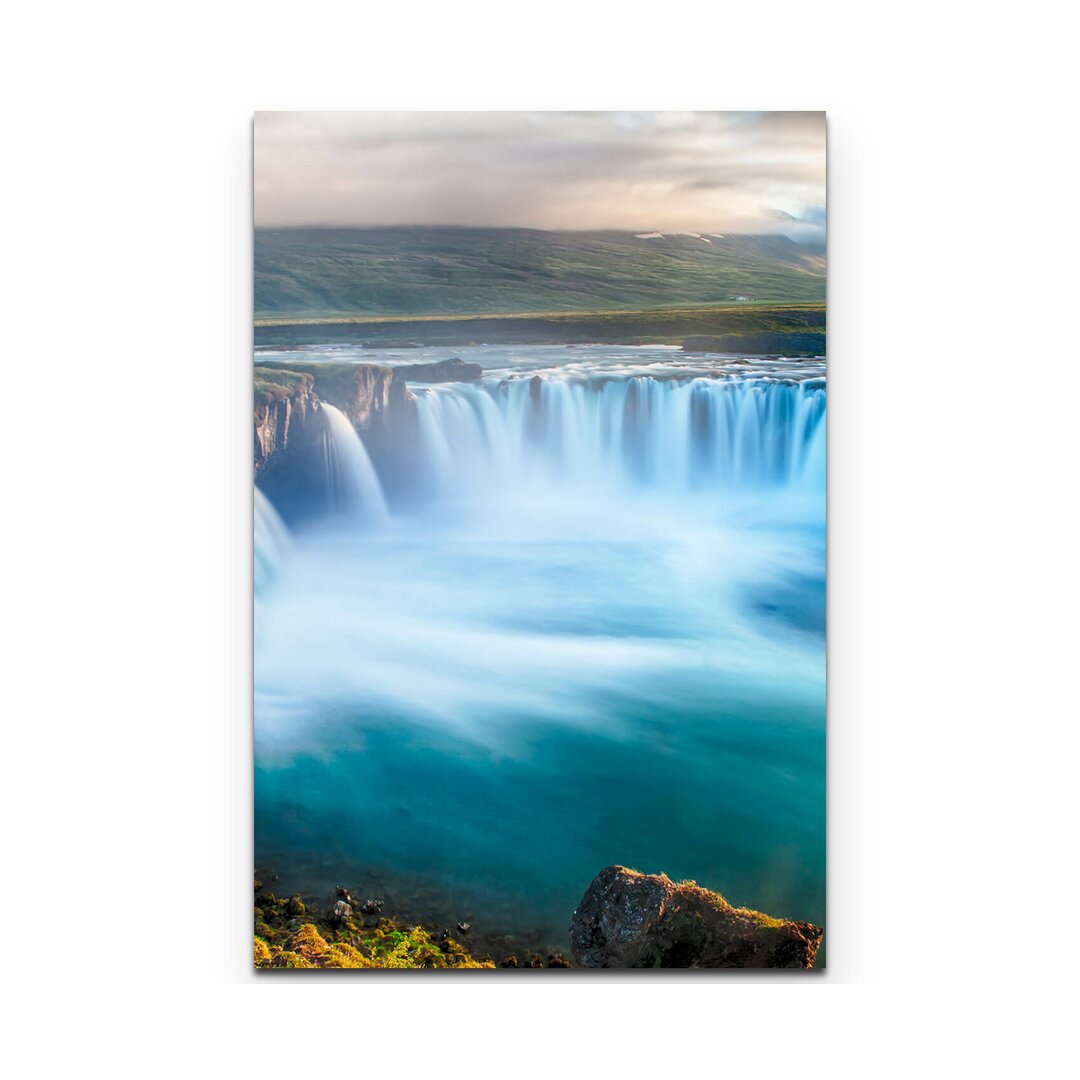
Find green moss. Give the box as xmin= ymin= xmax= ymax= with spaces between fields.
xmin=287 ymin=923 xmax=329 ymax=960
xmin=253 ymin=887 xmax=495 ymax=970
xmin=734 ymin=907 xmax=786 ymax=930
xmin=253 ymin=367 xmax=314 ymax=407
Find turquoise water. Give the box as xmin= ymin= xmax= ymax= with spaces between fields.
xmin=255 ymin=345 xmax=825 ymax=955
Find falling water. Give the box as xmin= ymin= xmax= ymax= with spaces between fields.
xmin=410 ymin=375 xmax=825 ymax=502
xmin=256 ymin=346 xmax=826 ymax=957
xmin=254 ymin=485 xmax=289 ymax=597
xmin=318 ymin=403 xmax=389 ymax=522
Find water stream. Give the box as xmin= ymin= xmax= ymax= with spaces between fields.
xmin=254 ymin=345 xmax=826 ymax=956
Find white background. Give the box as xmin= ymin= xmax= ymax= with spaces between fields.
xmin=1 ymin=1 xmax=1077 ymax=1072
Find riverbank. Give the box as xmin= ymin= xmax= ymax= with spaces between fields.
xmin=254 ymin=864 xmax=823 ymax=970
xmin=254 ymin=302 xmax=825 ymax=351
xmin=254 ymin=866 xmax=572 ymax=969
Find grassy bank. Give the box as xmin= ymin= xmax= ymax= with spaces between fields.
xmin=255 ymin=227 xmax=825 ymax=320
xmin=255 ymin=301 xmax=826 ymax=350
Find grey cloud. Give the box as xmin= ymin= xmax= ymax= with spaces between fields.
xmin=254 ymin=111 xmax=825 ymax=235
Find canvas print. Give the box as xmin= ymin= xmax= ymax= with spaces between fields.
xmin=253 ymin=111 xmax=826 ymax=970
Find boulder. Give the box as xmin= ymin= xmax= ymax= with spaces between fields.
xmin=328 ymin=899 xmax=353 ymax=923
xmin=569 ymin=866 xmax=822 ymax=969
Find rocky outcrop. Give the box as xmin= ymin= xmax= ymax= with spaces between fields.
xmin=254 ymin=361 xmax=414 ymax=478
xmin=254 ymin=360 xmax=422 ymax=524
xmin=254 ymin=368 xmax=318 ymax=474
xmin=392 ymin=357 xmax=483 ymax=382
xmin=257 ymin=361 xmax=409 ymax=430
xmin=569 ymin=866 xmax=823 ymax=969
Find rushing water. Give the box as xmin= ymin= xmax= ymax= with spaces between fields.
xmin=254 ymin=345 xmax=826 ymax=958
xmin=317 ymin=403 xmax=389 ymax=522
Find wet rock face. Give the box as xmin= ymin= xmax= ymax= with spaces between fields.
xmin=569 ymin=866 xmax=823 ymax=969
xmin=325 ymin=364 xmax=409 ymax=429
xmin=254 ymin=361 xmax=418 ymax=520
xmin=254 ymin=378 xmax=316 ymax=474
xmin=254 ymin=361 xmax=410 ymax=446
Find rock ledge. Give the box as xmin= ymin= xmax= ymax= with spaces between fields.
xmin=569 ymin=866 xmax=822 ymax=969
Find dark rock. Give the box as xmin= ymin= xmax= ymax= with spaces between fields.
xmin=253 ymin=359 xmax=416 ymax=535
xmin=546 ymin=953 xmax=572 ymax=968
xmin=335 ymin=886 xmax=360 ymax=906
xmin=499 ymin=955 xmax=519 ymax=968
xmin=392 ymin=357 xmax=482 ymax=383
xmin=359 ymin=898 xmax=383 ymax=915
xmin=329 ymin=899 xmax=353 ymax=923
xmin=286 ymin=895 xmax=306 ymax=916
xmin=569 ymin=866 xmax=823 ymax=969
xmin=253 ymin=370 xmax=317 ymax=474
xmin=456 ymin=922 xmax=471 ymax=935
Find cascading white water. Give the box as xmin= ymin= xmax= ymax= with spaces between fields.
xmin=256 ymin=346 xmax=827 ymax=953
xmin=411 ymin=375 xmax=825 ymax=501
xmin=319 ymin=403 xmax=389 ymax=522
xmin=254 ymin=485 xmax=290 ymax=596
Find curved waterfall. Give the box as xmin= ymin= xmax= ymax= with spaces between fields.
xmin=256 ymin=349 xmax=827 ymax=953
xmin=319 ymin=403 xmax=389 ymax=522
xmin=411 ymin=375 xmax=825 ymax=501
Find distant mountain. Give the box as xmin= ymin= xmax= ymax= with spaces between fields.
xmin=254 ymin=227 xmax=826 ymax=321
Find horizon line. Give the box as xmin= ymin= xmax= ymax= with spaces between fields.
xmin=254 ymin=224 xmax=820 ymax=239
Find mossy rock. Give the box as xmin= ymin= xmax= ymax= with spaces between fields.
xmin=253 ymin=367 xmax=315 ymax=407
xmin=569 ymin=866 xmax=823 ymax=969
xmin=253 ymin=907 xmax=494 ymax=970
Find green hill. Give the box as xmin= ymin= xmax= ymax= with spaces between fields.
xmin=254 ymin=227 xmax=826 ymax=321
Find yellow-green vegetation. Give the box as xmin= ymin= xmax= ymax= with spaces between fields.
xmin=735 ymin=909 xmax=786 ymax=930
xmin=255 ymin=301 xmax=823 ymax=329
xmin=675 ymin=877 xmax=787 ymax=930
xmin=646 ymin=869 xmax=789 ymax=931
xmin=253 ymin=890 xmax=494 ymax=970
xmin=253 ymin=366 xmax=314 ymax=407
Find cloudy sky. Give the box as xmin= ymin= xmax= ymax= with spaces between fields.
xmin=255 ymin=111 xmax=825 ymax=238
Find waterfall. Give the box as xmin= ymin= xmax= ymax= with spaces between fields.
xmin=319 ymin=403 xmax=389 ymax=522
xmin=254 ymin=486 xmax=290 ymax=595
xmin=411 ymin=375 xmax=825 ymax=500
xmin=256 ymin=353 xmax=828 ymax=945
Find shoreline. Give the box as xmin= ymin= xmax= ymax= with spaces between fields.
xmin=254 ymin=862 xmax=824 ymax=970
xmin=255 ymin=862 xmax=573 ymax=969
xmin=253 ymin=303 xmax=826 ymax=352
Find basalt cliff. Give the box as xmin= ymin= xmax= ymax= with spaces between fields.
xmin=254 ymin=361 xmax=417 ymax=524
xmin=254 ymin=361 xmax=410 ymax=473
